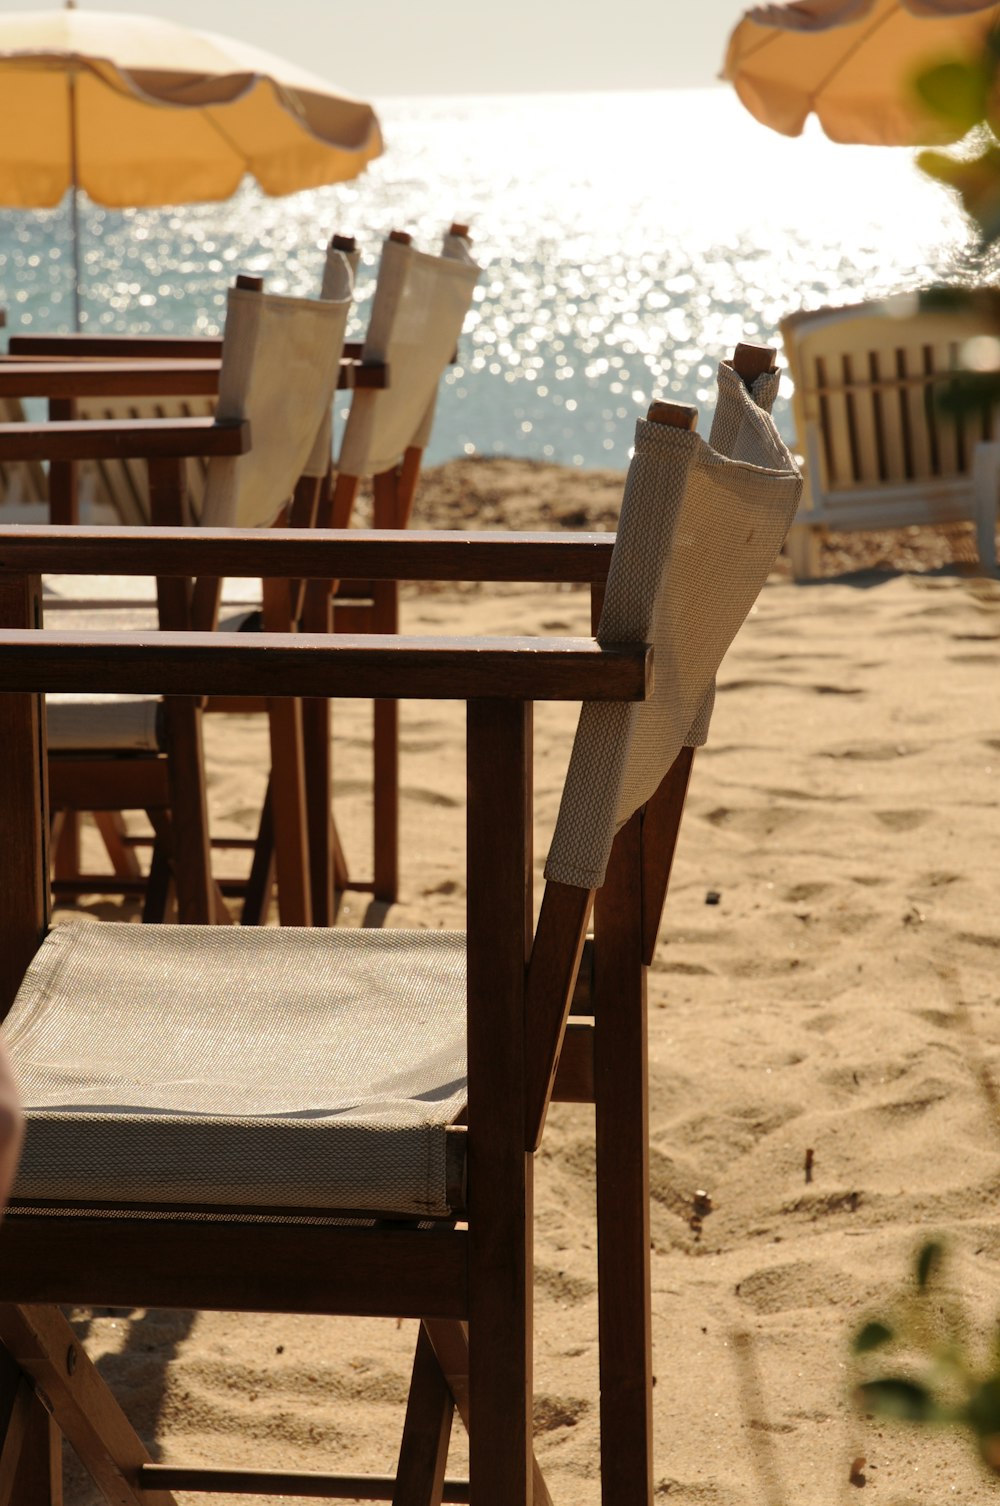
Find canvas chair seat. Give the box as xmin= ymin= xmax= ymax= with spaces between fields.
xmin=44 ymin=604 xmax=164 ymax=752
xmin=6 ymin=922 xmax=467 ymax=1217
xmin=45 ymin=696 xmax=163 ymax=753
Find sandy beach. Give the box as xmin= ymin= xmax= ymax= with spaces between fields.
xmin=57 ymin=457 xmax=1000 ymax=1505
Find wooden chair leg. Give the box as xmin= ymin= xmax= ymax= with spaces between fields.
xmin=392 ymin=1324 xmax=453 ymax=1506
xmin=93 ymin=812 xmax=142 ymax=882
xmin=161 ymin=697 xmax=215 ymax=925
xmin=423 ymin=1321 xmax=553 ymax=1506
xmin=0 ymin=1352 xmax=62 ymax=1506
xmin=594 ymin=811 xmax=654 ymax=1506
xmin=143 ymin=811 xmax=174 ymax=924
xmin=302 ymin=696 xmax=335 ymax=925
xmin=266 ymin=694 xmax=313 ymax=927
xmin=372 ymin=578 xmax=399 ymax=904
xmin=301 ymin=577 xmax=342 ymax=922
xmin=241 ymin=782 xmax=276 ymax=926
xmin=0 ymin=1306 xmax=174 ymax=1506
xmin=51 ymin=813 xmax=80 ymax=885
xmin=466 ymin=699 xmax=533 ymax=1506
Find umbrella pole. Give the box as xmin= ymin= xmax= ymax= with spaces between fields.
xmin=68 ymin=65 xmax=82 ymax=332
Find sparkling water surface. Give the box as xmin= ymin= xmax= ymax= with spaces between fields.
xmin=0 ymin=88 xmax=974 ymax=469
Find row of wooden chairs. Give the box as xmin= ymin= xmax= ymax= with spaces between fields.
xmin=0 ymin=223 xmax=482 ymax=925
xmin=0 ymin=342 xmax=801 ymax=1504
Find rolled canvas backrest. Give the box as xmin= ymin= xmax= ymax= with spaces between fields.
xmin=200 ymin=255 xmax=353 ymax=529
xmin=545 ymin=362 xmax=802 ymax=891
xmin=337 ymin=233 xmax=481 ymax=480
xmin=781 ymin=297 xmax=1000 ymax=496
xmin=302 ymin=237 xmax=363 ymax=479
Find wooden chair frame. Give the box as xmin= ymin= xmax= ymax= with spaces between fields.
xmin=0 ymin=345 xmax=386 ymax=923
xmin=0 ymin=524 xmax=694 ymax=1506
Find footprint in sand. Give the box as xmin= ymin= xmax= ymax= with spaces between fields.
xmin=873 ymin=809 xmax=931 ymax=832
xmin=736 ymin=1260 xmax=862 ymax=1315
xmin=401 ymin=786 xmax=461 ymax=809
xmin=783 ymin=881 xmax=831 ymax=903
xmin=533 ymin=1394 xmax=590 ymax=1433
xmin=821 ymin=740 xmax=919 ymax=762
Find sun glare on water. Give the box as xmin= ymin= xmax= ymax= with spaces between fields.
xmin=0 ymin=88 xmax=973 ymax=468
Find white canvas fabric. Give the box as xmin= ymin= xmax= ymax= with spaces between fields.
xmin=302 ymin=238 xmax=362 ymax=479
xmin=545 ymin=362 xmax=802 ymax=890
xmin=337 ymin=234 xmax=480 ymax=480
xmin=45 ymin=696 xmax=162 ymax=752
xmin=201 ymin=258 xmax=353 ymax=528
xmin=5 ymin=923 xmax=468 ymax=1218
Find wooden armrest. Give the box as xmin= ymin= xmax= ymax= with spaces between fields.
xmin=0 ymin=355 xmax=386 ymax=396
xmin=0 ymin=527 xmax=615 ymax=584
xmin=0 ymin=360 xmax=221 ymax=399
xmin=0 ymin=417 xmax=249 ymax=462
xmin=9 ymin=334 xmax=225 ymax=359
xmin=0 ymin=630 xmax=651 ymax=702
xmin=13 ymin=337 xmax=363 ymax=362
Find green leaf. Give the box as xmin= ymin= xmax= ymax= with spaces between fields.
xmin=854 ymin=1321 xmax=895 ymax=1354
xmin=917 ymin=145 xmax=1000 ymax=246
xmin=915 ymin=60 xmax=990 ymax=133
xmin=916 ymin=1240 xmax=944 ymax=1290
xmin=858 ymin=1378 xmax=937 ymax=1422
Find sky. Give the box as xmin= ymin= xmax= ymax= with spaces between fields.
xmin=6 ymin=0 xmax=755 ymax=95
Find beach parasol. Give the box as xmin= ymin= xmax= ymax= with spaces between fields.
xmin=0 ymin=4 xmax=384 ymax=326
xmin=722 ymin=0 xmax=1000 ymax=145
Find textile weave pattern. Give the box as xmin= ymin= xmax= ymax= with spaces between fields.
xmin=545 ymin=363 xmax=802 ymax=890
xmin=4 ymin=924 xmax=468 ymax=1218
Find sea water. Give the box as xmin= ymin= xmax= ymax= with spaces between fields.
xmin=0 ymin=88 xmax=974 ymax=468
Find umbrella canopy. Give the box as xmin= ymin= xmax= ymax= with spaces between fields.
xmin=0 ymin=7 xmax=383 ymax=207
xmin=722 ymin=0 xmax=1000 ymax=145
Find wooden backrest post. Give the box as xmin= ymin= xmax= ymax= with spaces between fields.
xmin=0 ymin=572 xmax=49 ymax=1019
xmin=731 ymin=341 xmax=777 ymax=387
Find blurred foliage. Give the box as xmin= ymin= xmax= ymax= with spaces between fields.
xmin=852 ymin=1240 xmax=1000 ymax=1476
xmin=916 ymin=30 xmax=1000 ymax=248
xmin=913 ymin=31 xmax=1000 ymax=411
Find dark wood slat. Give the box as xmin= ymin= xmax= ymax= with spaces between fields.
xmin=594 ymin=812 xmax=653 ymax=1506
xmin=392 ymin=1323 xmax=454 ymax=1505
xmin=0 ymin=417 xmax=249 ymax=461
xmin=0 ymin=527 xmax=615 ymax=584
xmin=0 ymin=575 xmax=47 ymax=1022
xmin=0 ymin=631 xmax=652 ymax=703
xmin=550 ymin=1021 xmax=595 ymax=1103
xmin=0 ymin=1343 xmax=64 ymax=1506
xmin=524 ymin=881 xmax=594 ymax=1150
xmin=0 ymin=1223 xmax=468 ymax=1319
xmin=138 ymin=1465 xmax=470 ymax=1500
xmin=0 ymin=1374 xmax=37 ymax=1506
xmin=466 ymin=699 xmax=533 ymax=1506
xmin=569 ymin=937 xmax=594 ymax=1014
xmin=0 ymin=355 xmax=386 ymax=395
xmin=49 ymin=756 xmax=170 ymax=812
xmin=0 ymin=1303 xmax=175 ymax=1506
xmin=421 ymin=1322 xmax=553 ymax=1506
xmin=0 ymin=360 xmax=222 ymax=398
xmin=10 ymin=334 xmax=225 ymax=359
xmin=641 ymin=746 xmax=695 ymax=965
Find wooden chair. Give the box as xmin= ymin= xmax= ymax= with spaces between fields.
xmin=4 ymin=235 xmax=363 ymax=527
xmin=0 ymin=346 xmax=800 ymax=1505
xmin=299 ymin=224 xmax=482 ymax=921
xmin=0 ymin=257 xmax=354 ymax=924
xmin=781 ymin=295 xmax=1000 ymax=577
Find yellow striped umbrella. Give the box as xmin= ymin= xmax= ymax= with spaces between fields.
xmin=0 ymin=4 xmax=383 ymax=324
xmin=723 ymin=0 xmax=1000 ymax=144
